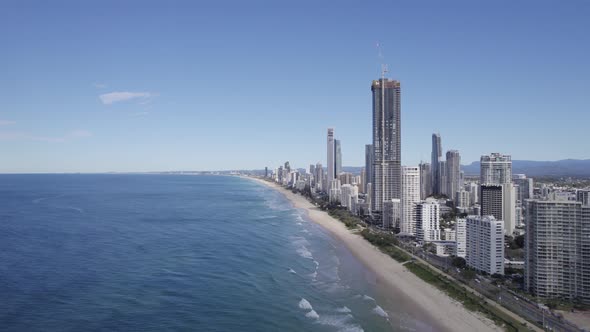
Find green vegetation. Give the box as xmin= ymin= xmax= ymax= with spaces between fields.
xmin=544 ymin=297 xmax=590 ymax=311
xmin=405 ymin=262 xmax=526 ymax=332
xmin=326 ymin=207 xmax=365 ymax=229
xmin=358 ymin=229 xmax=412 ymax=262
xmin=452 ymin=256 xmax=467 ymax=269
xmin=281 ymin=183 xmax=533 ymax=331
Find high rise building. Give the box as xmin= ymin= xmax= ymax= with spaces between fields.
xmin=329 ymin=179 xmax=342 ymax=204
xmin=419 ymin=162 xmax=432 ymax=200
xmin=439 ymin=160 xmax=447 ymax=197
xmin=327 ymin=128 xmax=335 ymax=187
xmin=315 ymin=162 xmax=323 ymax=192
xmin=335 ymin=139 xmax=342 ymax=177
xmin=340 ymin=184 xmax=358 ymax=210
xmin=480 ymin=153 xmax=515 ymax=235
xmin=339 ymin=172 xmax=353 ymax=185
xmin=455 ymin=189 xmax=470 ymax=209
xmin=371 ymin=78 xmax=401 ymax=213
xmin=416 ymin=199 xmax=441 ymax=242
xmin=466 ymin=215 xmax=505 ymax=275
xmin=455 ymin=219 xmax=466 ymax=258
xmin=525 ymin=200 xmax=590 ymax=304
xmin=364 ymin=144 xmax=373 ymax=193
xmin=468 ymin=182 xmax=479 ymax=206
xmin=513 ymin=174 xmax=533 ymax=228
xmin=480 ymin=185 xmax=503 ymax=221
xmin=401 ymin=166 xmax=420 ymax=235
xmin=577 ymin=190 xmax=590 ymax=206
xmin=431 ymin=133 xmax=442 ymax=195
xmin=513 ymin=174 xmax=534 ymax=203
xmin=383 ymin=198 xmax=401 ymax=230
xmin=360 ymin=168 xmax=366 ymax=194
xmin=480 ymin=153 xmax=512 ymax=185
xmin=446 ymin=150 xmax=461 ymax=198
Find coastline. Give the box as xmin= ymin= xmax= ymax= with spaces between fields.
xmin=249 ymin=177 xmax=500 ymax=332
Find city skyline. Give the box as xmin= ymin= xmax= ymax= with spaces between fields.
xmin=1 ymin=1 xmax=589 ymax=173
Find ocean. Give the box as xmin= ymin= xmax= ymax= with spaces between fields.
xmin=0 ymin=174 xmax=431 ymax=331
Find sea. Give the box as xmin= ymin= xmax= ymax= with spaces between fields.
xmin=0 ymin=174 xmax=436 ymax=331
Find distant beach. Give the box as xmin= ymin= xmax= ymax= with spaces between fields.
xmin=250 ymin=177 xmax=500 ymax=332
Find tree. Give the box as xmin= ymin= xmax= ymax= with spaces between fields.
xmin=452 ymin=256 xmax=467 ymax=269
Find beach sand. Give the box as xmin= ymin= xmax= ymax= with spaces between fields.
xmin=251 ymin=177 xmax=500 ymax=332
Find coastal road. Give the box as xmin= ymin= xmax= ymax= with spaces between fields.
xmin=398 ymin=243 xmax=544 ymax=332
xmin=412 ymin=247 xmax=582 ymax=332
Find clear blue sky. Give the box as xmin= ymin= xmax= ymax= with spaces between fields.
xmin=1 ymin=0 xmax=588 ymax=173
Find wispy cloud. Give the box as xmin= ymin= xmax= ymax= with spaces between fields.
xmin=0 ymin=129 xmax=92 ymax=142
xmin=99 ymin=91 xmax=154 ymax=105
xmin=0 ymin=120 xmax=16 ymax=126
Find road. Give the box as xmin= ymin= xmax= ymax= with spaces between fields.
xmin=400 ymin=241 xmax=583 ymax=332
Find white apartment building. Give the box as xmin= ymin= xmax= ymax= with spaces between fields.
xmin=416 ymin=199 xmax=441 ymax=243
xmin=466 ymin=215 xmax=504 ymax=275
xmin=455 ymin=218 xmax=466 ymax=258
xmin=401 ymin=166 xmax=421 ymax=235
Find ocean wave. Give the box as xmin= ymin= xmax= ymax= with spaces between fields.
xmin=296 ymin=246 xmax=313 ymax=260
xmin=372 ymin=305 xmax=389 ymax=318
xmin=335 ymin=306 xmax=352 ymax=313
xmin=288 ymin=268 xmax=297 ymax=274
xmin=310 ymin=271 xmax=317 ymax=280
xmin=298 ymin=298 xmax=313 ymax=310
xmin=339 ymin=326 xmax=364 ymax=332
xmin=317 ymin=314 xmax=357 ymax=329
xmin=362 ymin=295 xmax=375 ymax=302
xmin=313 ymin=260 xmax=319 ymax=267
xmin=305 ymin=310 xmax=319 ymax=320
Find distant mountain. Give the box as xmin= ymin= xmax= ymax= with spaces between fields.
xmin=461 ymin=159 xmax=590 ymax=178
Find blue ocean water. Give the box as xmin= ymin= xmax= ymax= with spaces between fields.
xmin=0 ymin=174 xmax=432 ymax=331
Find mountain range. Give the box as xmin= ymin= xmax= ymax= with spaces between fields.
xmin=340 ymin=159 xmax=590 ymax=178
xmin=461 ymin=159 xmax=590 ymax=177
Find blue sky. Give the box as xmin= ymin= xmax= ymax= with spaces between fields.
xmin=1 ymin=0 xmax=588 ymax=173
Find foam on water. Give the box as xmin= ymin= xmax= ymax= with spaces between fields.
xmin=362 ymin=295 xmax=375 ymax=302
xmin=372 ymin=305 xmax=389 ymax=318
xmin=305 ymin=310 xmax=320 ymax=320
xmin=317 ymin=314 xmax=364 ymax=332
xmin=335 ymin=306 xmax=352 ymax=313
xmin=298 ymin=298 xmax=313 ymax=310
xmin=288 ymin=268 xmax=297 ymax=274
xmin=296 ymin=246 xmax=313 ymax=260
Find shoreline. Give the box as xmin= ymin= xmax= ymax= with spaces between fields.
xmin=249 ymin=176 xmax=500 ymax=332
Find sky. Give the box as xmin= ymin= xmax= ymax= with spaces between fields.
xmin=0 ymin=0 xmax=589 ymax=173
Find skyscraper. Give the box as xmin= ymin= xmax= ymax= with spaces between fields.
xmin=525 ymin=200 xmax=590 ymax=304
xmin=431 ymin=133 xmax=442 ymax=195
xmin=327 ymin=128 xmax=335 ymax=187
xmin=371 ymin=78 xmax=401 ymax=213
xmin=480 ymin=153 xmax=512 ymax=185
xmin=445 ymin=150 xmax=461 ymax=199
xmin=480 ymin=185 xmax=503 ymax=220
xmin=364 ymin=144 xmax=373 ymax=193
xmin=314 ymin=162 xmax=323 ymax=192
xmin=419 ymin=162 xmax=432 ymax=200
xmin=480 ymin=153 xmax=515 ymax=235
xmin=335 ymin=139 xmax=342 ymax=177
xmin=401 ymin=166 xmax=420 ymax=235
xmin=439 ymin=160 xmax=447 ymax=197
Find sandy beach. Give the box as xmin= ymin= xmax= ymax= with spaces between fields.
xmin=250 ymin=177 xmax=500 ymax=332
